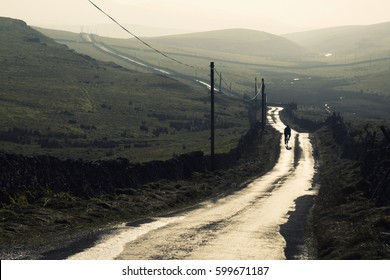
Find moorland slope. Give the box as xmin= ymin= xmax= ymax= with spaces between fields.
xmin=0 ymin=17 xmax=249 ymax=162
xmin=284 ymin=21 xmax=390 ymax=56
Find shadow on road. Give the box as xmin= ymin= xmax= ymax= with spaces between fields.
xmin=280 ymin=194 xmax=316 ymax=260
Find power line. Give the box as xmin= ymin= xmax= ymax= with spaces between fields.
xmin=214 ymin=68 xmax=231 ymax=90
xmin=88 ymin=1 xmax=264 ymax=102
xmin=88 ymin=0 xmax=201 ymax=69
xmin=215 ymin=67 xmax=263 ymax=101
xmin=249 ymin=84 xmax=263 ymax=101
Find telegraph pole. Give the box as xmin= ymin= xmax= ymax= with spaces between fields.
xmin=255 ymin=78 xmax=258 ymax=122
xmin=261 ymin=78 xmax=266 ymax=130
xmin=219 ymin=72 xmax=222 ymax=94
xmin=210 ymin=62 xmax=215 ymax=171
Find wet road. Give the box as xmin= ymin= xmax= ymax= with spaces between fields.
xmin=69 ymin=107 xmax=316 ymax=260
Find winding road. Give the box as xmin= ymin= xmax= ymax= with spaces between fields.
xmin=81 ymin=33 xmax=217 ymax=91
xmin=69 ymin=106 xmax=317 ymax=260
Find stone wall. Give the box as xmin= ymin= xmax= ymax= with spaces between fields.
xmin=0 ymin=124 xmax=264 ymax=202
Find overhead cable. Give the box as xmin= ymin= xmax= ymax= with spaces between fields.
xmin=88 ymin=0 xmax=200 ymax=69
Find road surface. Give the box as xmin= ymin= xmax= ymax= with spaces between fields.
xmin=69 ymin=106 xmax=317 ymax=260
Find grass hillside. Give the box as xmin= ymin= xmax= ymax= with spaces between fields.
xmin=284 ymin=22 xmax=390 ymax=58
xmin=144 ymin=29 xmax=309 ymax=58
xmin=36 ymin=23 xmax=390 ymax=120
xmin=0 ymin=17 xmax=249 ymax=162
xmin=284 ymin=20 xmax=390 ymax=103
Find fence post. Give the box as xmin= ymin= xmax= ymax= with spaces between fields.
xmin=210 ymin=62 xmax=215 ymax=171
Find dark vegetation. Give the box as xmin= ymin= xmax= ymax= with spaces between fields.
xmin=313 ymin=115 xmax=390 ymax=259
xmin=282 ymin=106 xmax=390 ymax=259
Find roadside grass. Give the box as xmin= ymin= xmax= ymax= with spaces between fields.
xmin=311 ymin=123 xmax=390 ymax=259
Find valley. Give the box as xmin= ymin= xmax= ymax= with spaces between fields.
xmin=36 ymin=21 xmax=390 ymax=121
xmin=0 ymin=15 xmax=389 ymax=261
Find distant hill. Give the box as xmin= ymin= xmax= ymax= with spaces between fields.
xmin=283 ymin=22 xmax=390 ymax=56
xmin=144 ymin=29 xmax=309 ymax=58
xmin=32 ymin=21 xmax=390 ymax=119
xmin=0 ymin=17 xmax=248 ymax=161
xmin=39 ymin=23 xmax=192 ymax=38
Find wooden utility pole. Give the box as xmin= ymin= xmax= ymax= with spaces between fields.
xmin=219 ymin=72 xmax=222 ymax=94
xmin=261 ymin=78 xmax=266 ymax=130
xmin=255 ymin=77 xmax=258 ymax=122
xmin=210 ymin=62 xmax=215 ymax=171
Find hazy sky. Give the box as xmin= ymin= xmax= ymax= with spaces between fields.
xmin=1 ymin=0 xmax=390 ymax=35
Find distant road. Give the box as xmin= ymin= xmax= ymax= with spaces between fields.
xmin=69 ymin=107 xmax=317 ymax=260
xmin=80 ymin=34 xmax=221 ymax=92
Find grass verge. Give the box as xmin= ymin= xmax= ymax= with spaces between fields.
xmin=310 ymin=124 xmax=390 ymax=259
